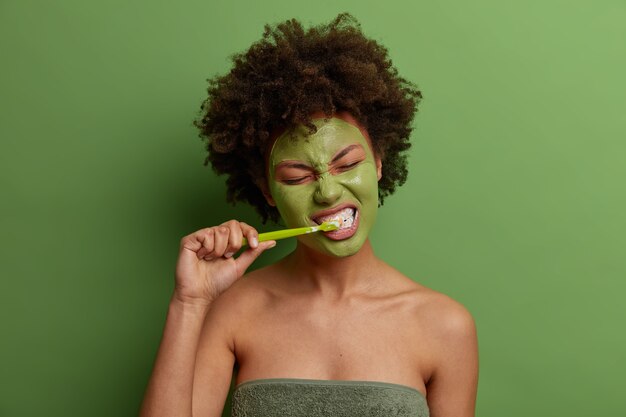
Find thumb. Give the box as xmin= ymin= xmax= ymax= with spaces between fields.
xmin=234 ymin=240 xmax=276 ymax=275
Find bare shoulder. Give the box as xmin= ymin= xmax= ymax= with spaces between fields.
xmin=388 ymin=268 xmax=478 ymax=399
xmin=419 ymin=287 xmax=476 ymax=340
xmin=384 ymin=265 xmax=476 ymax=342
xmin=398 ymin=278 xmax=479 ymax=415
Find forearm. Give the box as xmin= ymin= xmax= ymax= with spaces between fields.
xmin=140 ymin=296 xmax=211 ymax=417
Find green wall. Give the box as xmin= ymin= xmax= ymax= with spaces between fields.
xmin=1 ymin=1 xmax=625 ymax=416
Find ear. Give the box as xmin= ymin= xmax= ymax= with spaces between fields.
xmin=375 ymin=156 xmax=382 ymax=181
xmin=264 ymin=190 xmax=276 ymax=207
xmin=256 ymin=178 xmax=276 ymax=207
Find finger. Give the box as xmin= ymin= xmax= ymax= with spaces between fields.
xmin=180 ymin=229 xmax=213 ymax=259
xmin=239 ymin=222 xmax=259 ymax=249
xmin=212 ymin=226 xmax=230 ymax=258
xmin=196 ymin=228 xmax=216 ymax=260
xmin=234 ymin=240 xmax=276 ymax=274
xmin=222 ymin=220 xmax=243 ymax=257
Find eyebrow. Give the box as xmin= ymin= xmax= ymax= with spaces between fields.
xmin=275 ymin=161 xmax=312 ymax=170
xmin=275 ymin=144 xmax=365 ymax=171
xmin=330 ymin=144 xmax=363 ymax=164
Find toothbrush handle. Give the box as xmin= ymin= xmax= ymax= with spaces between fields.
xmin=241 ymin=226 xmax=317 ymax=246
xmin=259 ymin=226 xmax=317 ymax=242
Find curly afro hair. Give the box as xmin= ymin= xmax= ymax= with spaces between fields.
xmin=194 ymin=13 xmax=422 ymax=223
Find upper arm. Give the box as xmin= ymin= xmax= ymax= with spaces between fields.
xmin=191 ymin=294 xmax=238 ymax=417
xmin=425 ymin=298 xmax=479 ymax=417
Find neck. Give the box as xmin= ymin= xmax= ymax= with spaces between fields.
xmin=282 ymin=239 xmax=382 ymax=300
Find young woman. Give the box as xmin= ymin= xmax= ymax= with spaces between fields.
xmin=140 ymin=14 xmax=478 ymax=417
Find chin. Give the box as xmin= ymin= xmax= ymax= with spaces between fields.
xmin=300 ymin=233 xmax=367 ymax=258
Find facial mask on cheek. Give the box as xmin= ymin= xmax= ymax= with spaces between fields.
xmin=268 ymin=118 xmax=380 ymax=257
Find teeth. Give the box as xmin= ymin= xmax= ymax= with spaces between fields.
xmin=317 ymin=208 xmax=355 ymax=230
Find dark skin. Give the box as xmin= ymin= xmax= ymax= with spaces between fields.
xmin=195 ymin=13 xmax=422 ymax=224
xmin=140 ymin=114 xmax=478 ymax=417
xmin=273 ymin=143 xmax=369 ymax=186
xmin=192 ymin=240 xmax=478 ymax=417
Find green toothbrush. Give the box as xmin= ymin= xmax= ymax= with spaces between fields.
xmin=242 ymin=221 xmax=340 ymax=246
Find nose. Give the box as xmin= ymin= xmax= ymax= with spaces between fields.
xmin=313 ymin=173 xmax=343 ymax=205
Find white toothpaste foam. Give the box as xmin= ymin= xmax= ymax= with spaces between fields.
xmin=318 ymin=208 xmax=355 ymax=229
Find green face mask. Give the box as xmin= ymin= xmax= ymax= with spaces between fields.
xmin=268 ymin=117 xmax=380 ymax=257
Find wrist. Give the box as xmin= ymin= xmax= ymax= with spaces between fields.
xmin=170 ymin=291 xmax=213 ymax=315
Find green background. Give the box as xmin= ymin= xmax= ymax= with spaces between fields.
xmin=1 ymin=0 xmax=625 ymax=416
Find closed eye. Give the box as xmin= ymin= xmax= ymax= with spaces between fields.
xmin=339 ymin=161 xmax=360 ymax=170
xmin=330 ymin=144 xmax=367 ymax=173
xmin=282 ymin=176 xmax=311 ymax=185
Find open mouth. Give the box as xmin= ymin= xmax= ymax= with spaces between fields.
xmin=309 ymin=205 xmax=360 ymax=241
xmin=313 ymin=207 xmax=357 ymax=230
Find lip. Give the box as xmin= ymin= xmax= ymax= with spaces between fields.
xmin=310 ymin=203 xmax=359 ymax=241
xmin=310 ymin=203 xmax=358 ymax=224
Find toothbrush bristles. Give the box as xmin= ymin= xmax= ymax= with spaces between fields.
xmin=321 ymin=220 xmax=340 ymax=231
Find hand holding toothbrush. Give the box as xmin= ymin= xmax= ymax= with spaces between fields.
xmin=174 ymin=220 xmax=339 ymax=306
xmin=175 ymin=220 xmax=276 ymax=306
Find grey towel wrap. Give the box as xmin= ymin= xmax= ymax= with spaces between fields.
xmin=232 ymin=378 xmax=429 ymax=417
